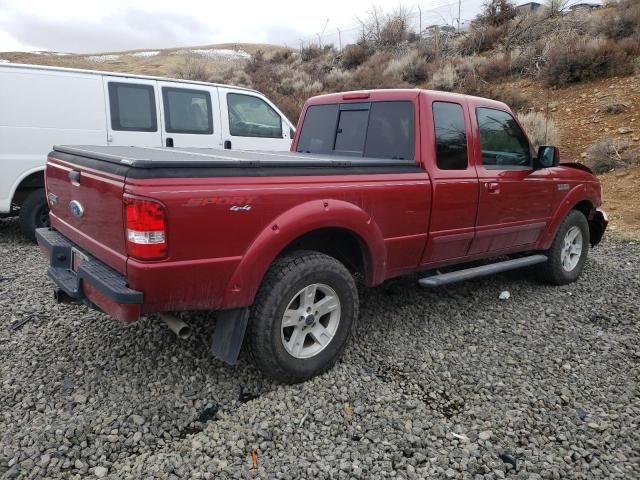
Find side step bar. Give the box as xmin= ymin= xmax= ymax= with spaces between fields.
xmin=418 ymin=254 xmax=548 ymax=288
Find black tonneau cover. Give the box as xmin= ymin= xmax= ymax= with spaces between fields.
xmin=53 ymin=145 xmax=418 ymax=169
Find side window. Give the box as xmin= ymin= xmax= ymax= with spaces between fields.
xmin=108 ymin=82 xmax=157 ymax=132
xmin=162 ymin=87 xmax=213 ymax=134
xmin=476 ymin=108 xmax=531 ymax=168
xmin=433 ymin=102 xmax=468 ymax=170
xmin=227 ymin=93 xmax=283 ymax=138
xmin=365 ymin=101 xmax=414 ymax=160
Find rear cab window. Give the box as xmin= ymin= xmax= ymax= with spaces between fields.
xmin=108 ymin=82 xmax=157 ymax=132
xmin=297 ymin=101 xmax=415 ymax=160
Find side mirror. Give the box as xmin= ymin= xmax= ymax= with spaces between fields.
xmin=535 ymin=145 xmax=560 ymax=169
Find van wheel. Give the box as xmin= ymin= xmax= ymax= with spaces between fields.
xmin=249 ymin=251 xmax=358 ymax=384
xmin=537 ymin=210 xmax=590 ymax=285
xmin=18 ymin=188 xmax=49 ymax=242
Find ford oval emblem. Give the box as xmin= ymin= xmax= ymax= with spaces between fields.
xmin=69 ymin=200 xmax=84 ymax=218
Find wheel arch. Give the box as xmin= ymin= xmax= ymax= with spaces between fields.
xmin=222 ymin=199 xmax=386 ymax=308
xmin=538 ymin=185 xmax=600 ymax=250
xmin=10 ymin=168 xmax=45 ymax=208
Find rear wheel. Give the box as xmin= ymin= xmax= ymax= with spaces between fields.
xmin=537 ymin=210 xmax=589 ymax=285
xmin=18 ymin=188 xmax=49 ymax=242
xmin=249 ymin=251 xmax=358 ymax=383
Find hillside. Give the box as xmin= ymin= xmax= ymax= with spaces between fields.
xmin=1 ymin=2 xmax=638 ymax=238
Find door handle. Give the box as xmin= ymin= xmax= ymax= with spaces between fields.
xmin=224 ymin=140 xmax=232 ymax=150
xmin=166 ymin=137 xmax=174 ymax=147
xmin=485 ymin=182 xmax=500 ymax=193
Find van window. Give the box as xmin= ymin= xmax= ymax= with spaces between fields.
xmin=476 ymin=107 xmax=531 ymax=168
xmin=108 ymin=82 xmax=157 ymax=132
xmin=296 ymin=101 xmax=414 ymax=160
xmin=162 ymin=87 xmax=213 ymax=134
xmin=433 ymin=102 xmax=468 ymax=170
xmin=227 ymin=93 xmax=283 ymax=138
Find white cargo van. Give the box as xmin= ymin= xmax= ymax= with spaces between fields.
xmin=0 ymin=63 xmax=296 ymax=239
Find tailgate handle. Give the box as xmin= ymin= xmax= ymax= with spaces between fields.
xmin=68 ymin=170 xmax=81 ymax=184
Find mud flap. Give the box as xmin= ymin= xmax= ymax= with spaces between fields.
xmin=588 ymin=208 xmax=608 ymax=246
xmin=210 ymin=308 xmax=249 ymax=365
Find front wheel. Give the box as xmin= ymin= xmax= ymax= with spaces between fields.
xmin=537 ymin=210 xmax=590 ymax=285
xmin=249 ymin=251 xmax=358 ymax=383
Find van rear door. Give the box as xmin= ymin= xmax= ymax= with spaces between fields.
xmin=103 ymin=77 xmax=162 ymax=147
xmin=157 ymin=82 xmax=222 ymax=148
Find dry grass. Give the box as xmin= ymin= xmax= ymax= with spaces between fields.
xmin=584 ymin=138 xmax=639 ymax=174
xmin=517 ymin=111 xmax=558 ymax=149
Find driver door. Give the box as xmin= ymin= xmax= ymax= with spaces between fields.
xmin=468 ymin=107 xmax=554 ymax=255
xmin=218 ymin=88 xmax=292 ymax=151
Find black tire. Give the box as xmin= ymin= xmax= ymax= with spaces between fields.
xmin=18 ymin=188 xmax=49 ymax=242
xmin=537 ymin=210 xmax=590 ymax=285
xmin=249 ymin=251 xmax=358 ymax=383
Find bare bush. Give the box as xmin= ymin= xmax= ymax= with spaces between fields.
xmin=358 ymin=5 xmax=413 ymax=49
xmin=597 ymin=0 xmax=640 ymax=40
xmin=174 ymin=55 xmax=212 ymax=82
xmin=517 ymin=111 xmax=557 ymax=149
xmin=476 ymin=53 xmax=512 ymax=80
xmin=584 ymin=138 xmax=639 ymax=174
xmin=542 ymin=37 xmax=638 ymax=86
xmin=341 ymin=44 xmax=371 ymax=70
xmin=430 ymin=63 xmax=459 ymax=91
xmin=545 ymin=0 xmax=570 ymax=17
xmin=385 ymin=50 xmax=432 ymax=84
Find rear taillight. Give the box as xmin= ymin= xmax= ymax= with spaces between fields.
xmin=124 ymin=196 xmax=168 ymax=260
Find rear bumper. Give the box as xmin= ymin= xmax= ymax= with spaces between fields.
xmin=36 ymin=228 xmax=143 ymax=322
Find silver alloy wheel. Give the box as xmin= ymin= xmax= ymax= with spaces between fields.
xmin=560 ymin=226 xmax=583 ymax=272
xmin=280 ymin=283 xmax=341 ymax=359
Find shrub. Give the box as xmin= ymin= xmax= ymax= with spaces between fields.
xmin=476 ymin=0 xmax=517 ymax=27
xmin=341 ymin=44 xmax=371 ymax=70
xmin=476 ymin=53 xmax=512 ymax=80
xmin=430 ymin=63 xmax=459 ymax=91
xmin=585 ymin=138 xmax=639 ymax=174
xmin=385 ymin=50 xmax=432 ymax=84
xmin=300 ymin=45 xmax=323 ymax=62
xmin=598 ymin=0 xmax=640 ymax=40
xmin=516 ymin=111 xmax=557 ymax=149
xmin=173 ymin=55 xmax=211 ymax=82
xmin=542 ymin=38 xmax=638 ymax=86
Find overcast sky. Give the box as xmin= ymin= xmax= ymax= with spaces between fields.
xmin=0 ymin=0 xmax=584 ymax=54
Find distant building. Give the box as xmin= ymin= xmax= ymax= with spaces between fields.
xmin=515 ymin=2 xmax=543 ymax=14
xmin=569 ymin=2 xmax=601 ymax=13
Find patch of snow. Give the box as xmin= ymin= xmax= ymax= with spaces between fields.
xmin=0 ymin=59 xmax=10 ymax=64
xmin=87 ymin=54 xmax=120 ymax=63
xmin=131 ymin=51 xmax=160 ymax=58
xmin=28 ymin=51 xmax=71 ymax=56
xmin=187 ymin=48 xmax=250 ymax=60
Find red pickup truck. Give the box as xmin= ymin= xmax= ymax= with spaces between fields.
xmin=36 ymin=89 xmax=607 ymax=383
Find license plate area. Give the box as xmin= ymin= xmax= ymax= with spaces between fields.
xmin=71 ymin=248 xmax=88 ymax=273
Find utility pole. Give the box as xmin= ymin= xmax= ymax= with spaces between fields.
xmin=418 ymin=6 xmax=422 ymax=40
xmin=337 ymin=28 xmax=342 ymax=50
xmin=317 ymin=18 xmax=329 ymax=48
xmin=434 ymin=26 xmax=440 ymax=63
xmin=457 ymin=0 xmax=462 ymax=32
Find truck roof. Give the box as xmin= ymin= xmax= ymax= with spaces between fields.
xmin=0 ymin=62 xmax=259 ymax=94
xmin=305 ymin=88 xmax=509 ymax=111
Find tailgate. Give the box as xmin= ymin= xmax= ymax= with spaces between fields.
xmin=45 ymin=154 xmax=128 ymax=273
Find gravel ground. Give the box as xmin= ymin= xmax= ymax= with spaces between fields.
xmin=1 ymin=217 xmax=638 ymax=480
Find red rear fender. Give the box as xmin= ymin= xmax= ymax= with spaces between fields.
xmin=223 ymin=199 xmax=386 ymax=307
